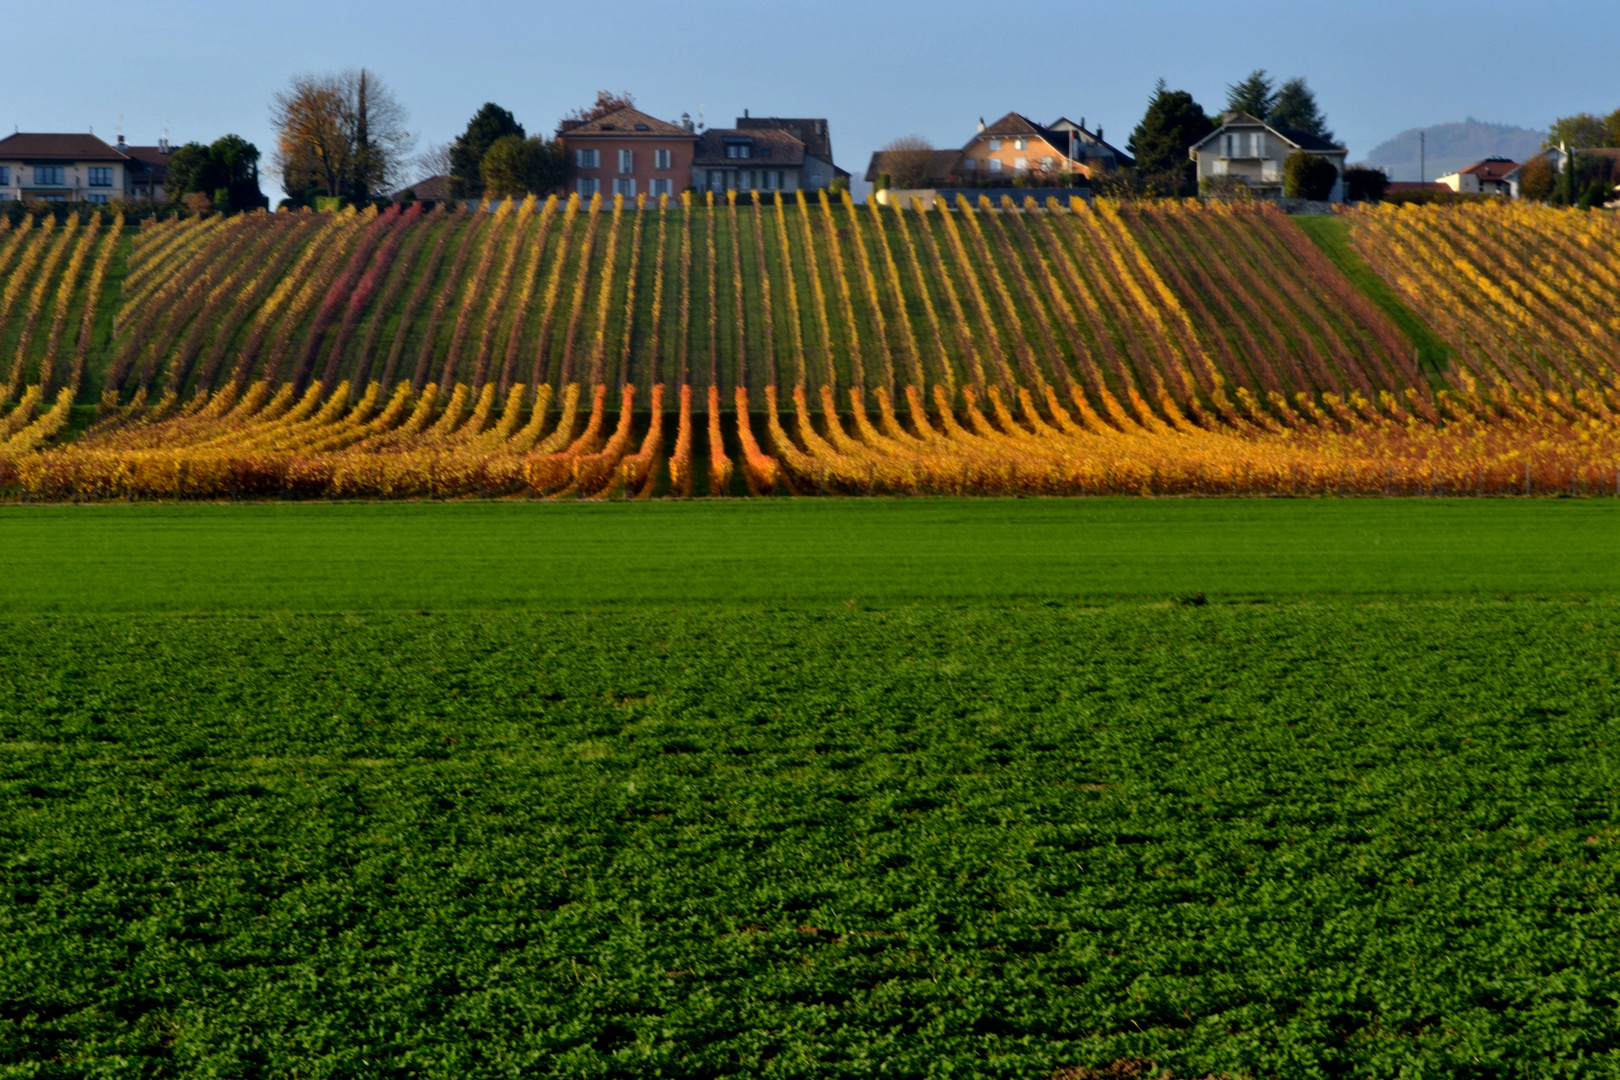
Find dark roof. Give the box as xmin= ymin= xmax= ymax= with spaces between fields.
xmin=393 ymin=174 xmax=452 ymax=201
xmin=557 ymin=107 xmax=694 ymax=139
xmin=120 ymin=145 xmax=172 ymax=182
xmin=864 ymin=149 xmax=964 ymax=185
xmin=0 ymin=132 xmax=129 ymax=161
xmin=694 ymin=128 xmax=806 ymax=167
xmin=734 ymin=116 xmax=836 ymax=164
xmin=1274 ymin=127 xmax=1344 ymax=153
xmin=966 ymin=112 xmax=1134 ymax=167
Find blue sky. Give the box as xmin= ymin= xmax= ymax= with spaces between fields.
xmin=13 ymin=0 xmax=1618 ymax=200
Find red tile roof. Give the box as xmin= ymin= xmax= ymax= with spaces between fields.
xmin=1454 ymin=158 xmax=1520 ymax=180
xmin=558 ymin=107 xmax=694 ymax=139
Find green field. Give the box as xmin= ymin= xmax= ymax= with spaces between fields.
xmin=3 ymin=501 xmax=1620 ymax=1078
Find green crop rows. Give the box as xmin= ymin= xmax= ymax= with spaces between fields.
xmin=3 ymin=502 xmax=1619 ymax=1078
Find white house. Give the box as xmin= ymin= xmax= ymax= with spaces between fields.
xmin=1437 ymin=158 xmax=1518 ymax=196
xmin=1188 ymin=113 xmax=1348 ymax=202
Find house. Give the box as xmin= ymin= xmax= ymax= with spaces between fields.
xmin=0 ymin=132 xmax=136 ymax=203
xmin=1505 ymin=147 xmax=1620 ymax=200
xmin=864 ymin=111 xmax=1131 ymax=190
xmin=1438 ymin=158 xmax=1518 ymax=195
xmin=116 ymin=136 xmax=175 ymax=202
xmin=390 ymin=174 xmax=452 ymax=202
xmin=694 ymin=126 xmax=807 ymax=194
xmin=1188 ymin=114 xmax=1349 ymax=201
xmin=955 ymin=112 xmax=1130 ymax=182
xmin=556 ymin=106 xmax=698 ymax=200
xmin=733 ymin=113 xmax=848 ymax=190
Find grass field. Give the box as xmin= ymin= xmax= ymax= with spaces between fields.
xmin=3 ymin=501 xmax=1620 ymax=1078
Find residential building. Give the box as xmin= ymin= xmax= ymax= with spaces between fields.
xmin=1437 ymin=158 xmax=1518 ymax=195
xmin=1188 ymin=113 xmax=1349 ymax=201
xmin=0 ymin=132 xmax=134 ymax=203
xmin=864 ymin=111 xmax=1131 ymax=189
xmin=116 ymin=136 xmax=176 ymax=201
xmin=733 ymin=113 xmax=848 ymax=190
xmin=556 ymin=107 xmax=697 ymax=200
xmin=955 ymin=112 xmax=1131 ymax=181
xmin=390 ymin=174 xmax=452 ymax=202
xmin=1505 ymin=147 xmax=1620 ymax=200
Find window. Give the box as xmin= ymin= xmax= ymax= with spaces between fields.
xmin=988 ymin=139 xmax=1001 ymax=151
xmin=576 ymin=148 xmax=599 ymax=169
xmin=654 ymin=148 xmax=671 ymax=170
xmin=86 ymin=193 xmax=110 ymax=204
xmin=88 ymin=166 xmax=113 ymax=187
xmin=1254 ymin=132 xmax=1265 ymax=158
xmin=618 ymin=149 xmax=634 ymax=174
xmin=763 ymin=170 xmax=778 ymax=191
xmin=613 ymin=177 xmax=636 ymax=197
xmin=989 ymin=158 xmax=1002 ymax=173
xmin=0 ymin=167 xmax=9 ymax=185
xmin=1224 ymin=134 xmax=1234 ymax=158
xmin=1014 ymin=138 xmax=1027 ymax=151
xmin=725 ymin=142 xmax=751 ymax=159
xmin=650 ymin=178 xmax=673 ymax=197
xmin=34 ymin=166 xmax=65 ymax=185
xmin=577 ymin=177 xmax=600 ymax=197
xmin=961 ymin=158 xmax=976 ymax=171
xmin=1014 ymin=157 xmax=1028 ymax=172
xmin=0 ymin=193 xmax=10 ymax=202
xmin=1041 ymin=156 xmax=1054 ymax=170
xmin=739 ymin=171 xmax=752 ymax=191
xmin=707 ymin=170 xmax=723 ymax=190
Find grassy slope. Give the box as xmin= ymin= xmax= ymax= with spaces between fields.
xmin=2 ymin=502 xmax=1620 ymax=1076
xmin=1294 ymin=214 xmax=1455 ymax=378
xmin=1 ymin=499 xmax=1618 ymax=613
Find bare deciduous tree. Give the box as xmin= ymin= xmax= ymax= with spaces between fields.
xmin=414 ymin=141 xmax=454 ymax=181
xmin=882 ymin=135 xmax=936 ymax=189
xmin=564 ymin=91 xmax=636 ymax=125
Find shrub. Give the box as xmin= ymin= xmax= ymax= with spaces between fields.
xmin=1343 ymin=166 xmax=1389 ymax=202
xmin=1283 ymin=151 xmax=1339 ymax=200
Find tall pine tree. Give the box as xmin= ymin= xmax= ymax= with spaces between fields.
xmin=1127 ymin=79 xmax=1216 ymax=196
xmin=1269 ymin=78 xmax=1334 ymax=141
xmin=1225 ymin=70 xmax=1276 ymax=120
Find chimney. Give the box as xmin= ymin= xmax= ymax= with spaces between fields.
xmin=1097 ymin=126 xmax=1103 ymax=142
xmin=744 ymin=108 xmax=749 ymax=119
xmin=116 ymin=134 xmax=126 ymax=149
xmin=977 ymin=117 xmax=985 ymax=133
xmin=681 ymin=112 xmax=694 ymax=133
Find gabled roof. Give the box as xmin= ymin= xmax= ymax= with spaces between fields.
xmin=1192 ymin=114 xmax=1347 ymax=155
xmin=694 ymin=128 xmax=807 ymax=167
xmin=0 ymin=132 xmax=130 ymax=162
xmin=735 ymin=117 xmax=836 ymax=164
xmin=1446 ymin=158 xmax=1520 ymax=181
xmin=864 ymin=149 xmax=965 ymax=185
xmin=119 ymin=145 xmax=172 ymax=181
xmin=392 ymin=174 xmax=452 ymax=201
xmin=557 ymin=107 xmax=694 ymax=139
xmin=966 ymin=112 xmax=1134 ymax=167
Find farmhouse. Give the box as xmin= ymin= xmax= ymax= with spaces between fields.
xmin=956 ymin=112 xmax=1131 ymax=181
xmin=1437 ymin=158 xmax=1518 ymax=196
xmin=1188 ymin=113 xmax=1349 ymax=201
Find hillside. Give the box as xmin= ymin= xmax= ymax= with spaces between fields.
xmin=0 ymin=193 xmax=1617 ymax=499
xmin=1362 ymin=118 xmax=1546 ymax=180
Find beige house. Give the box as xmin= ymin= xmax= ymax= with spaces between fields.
xmin=0 ymin=132 xmax=135 ymax=203
xmin=1189 ymin=114 xmax=1348 ymax=201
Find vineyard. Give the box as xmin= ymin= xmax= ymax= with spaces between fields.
xmin=0 ymin=194 xmax=1617 ymax=499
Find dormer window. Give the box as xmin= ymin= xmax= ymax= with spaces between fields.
xmin=634 ymin=123 xmax=650 ymax=131
xmin=725 ymin=142 xmax=752 ymax=159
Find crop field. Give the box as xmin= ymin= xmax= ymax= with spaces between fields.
xmin=3 ymin=500 xmax=1620 ymax=1078
xmin=0 ymin=197 xmax=1617 ymax=499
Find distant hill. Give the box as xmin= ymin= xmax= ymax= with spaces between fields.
xmin=1362 ymin=119 xmax=1546 ymax=181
